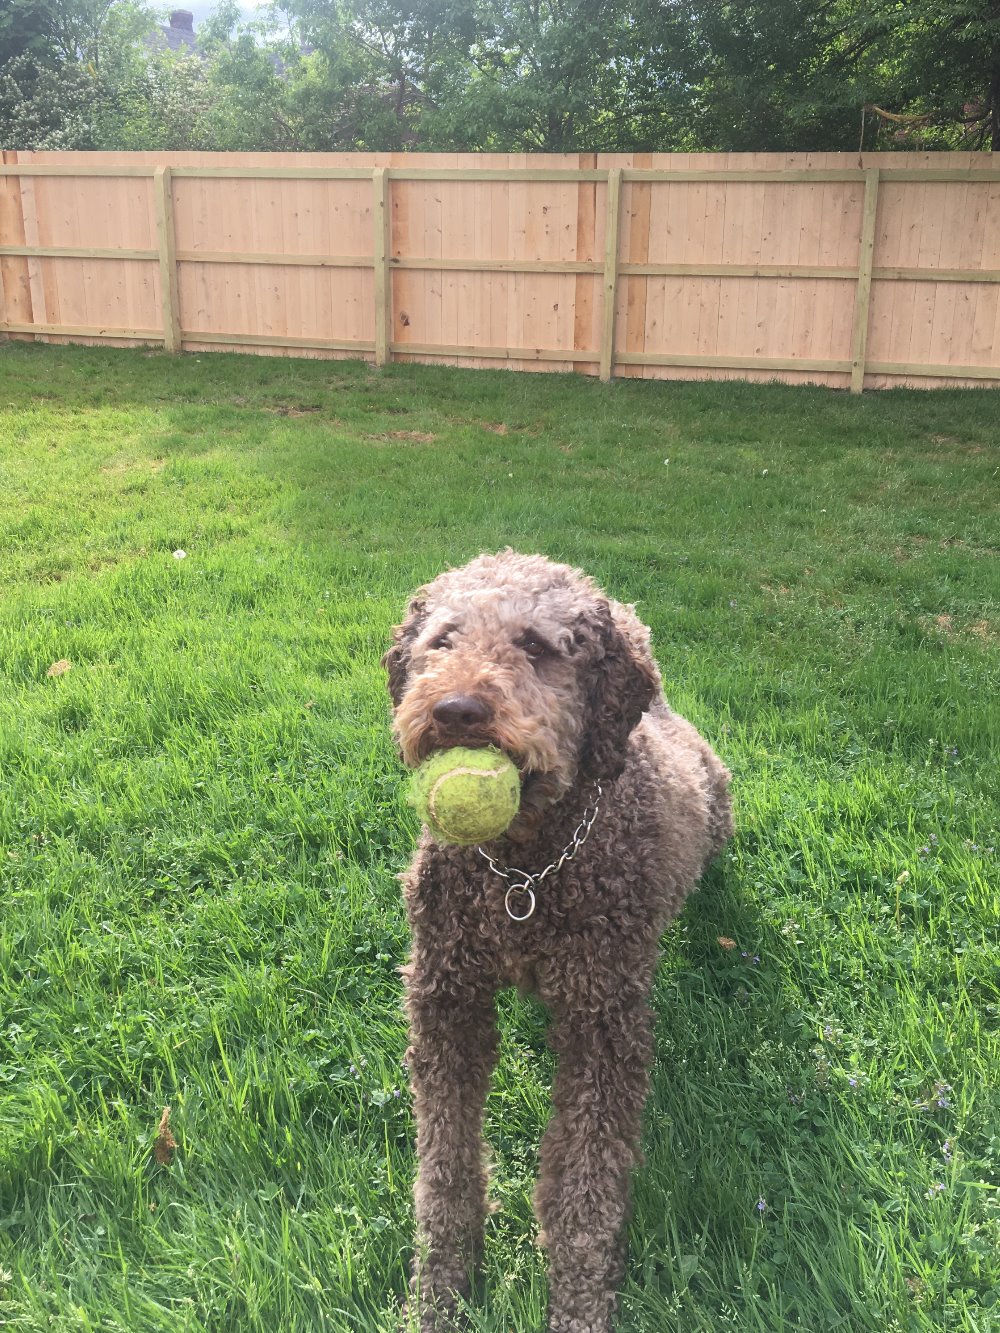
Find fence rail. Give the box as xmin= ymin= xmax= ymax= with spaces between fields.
xmin=1 ymin=150 xmax=998 ymax=390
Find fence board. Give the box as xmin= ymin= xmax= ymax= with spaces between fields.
xmin=573 ymin=153 xmax=598 ymax=373
xmin=619 ymin=153 xmax=651 ymax=378
xmin=1 ymin=149 xmax=997 ymax=389
xmin=0 ymin=153 xmax=32 ymax=336
xmin=17 ymin=171 xmax=48 ymax=342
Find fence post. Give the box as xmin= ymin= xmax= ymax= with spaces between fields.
xmin=850 ymin=167 xmax=880 ymax=394
xmin=154 ymin=166 xmax=181 ymax=352
xmin=373 ymin=166 xmax=391 ymax=367
xmin=599 ymin=169 xmax=623 ymax=382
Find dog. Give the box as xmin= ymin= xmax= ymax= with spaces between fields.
xmin=385 ymin=550 xmax=732 ymax=1332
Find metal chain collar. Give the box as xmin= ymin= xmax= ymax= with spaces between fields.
xmin=477 ymin=782 xmax=603 ymax=922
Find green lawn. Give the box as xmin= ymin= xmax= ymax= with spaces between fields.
xmin=1 ymin=342 xmax=998 ymax=1332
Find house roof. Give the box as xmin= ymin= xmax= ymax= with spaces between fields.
xmin=158 ymin=10 xmax=197 ymax=53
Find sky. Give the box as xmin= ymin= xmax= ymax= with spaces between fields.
xmin=174 ymin=1 xmax=265 ymax=24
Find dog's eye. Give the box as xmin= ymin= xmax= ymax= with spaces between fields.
xmin=520 ymin=636 xmax=548 ymax=660
xmin=428 ymin=633 xmax=453 ymax=651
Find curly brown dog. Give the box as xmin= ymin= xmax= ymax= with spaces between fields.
xmin=385 ymin=551 xmax=732 ymax=1333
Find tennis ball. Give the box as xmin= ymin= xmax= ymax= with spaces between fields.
xmin=409 ymin=746 xmax=520 ymax=846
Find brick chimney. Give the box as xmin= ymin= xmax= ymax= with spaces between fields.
xmin=169 ymin=9 xmax=194 ymax=31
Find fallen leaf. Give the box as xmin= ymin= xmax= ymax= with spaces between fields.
xmin=154 ymin=1106 xmax=177 ymax=1165
xmin=717 ymin=936 xmax=738 ymax=950
xmin=47 ymin=659 xmax=72 ymax=678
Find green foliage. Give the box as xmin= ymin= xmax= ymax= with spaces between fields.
xmin=277 ymin=0 xmax=1000 ymax=150
xmin=434 ymin=0 xmax=650 ymax=150
xmin=0 ymin=0 xmax=162 ymax=148
xmin=0 ymin=52 xmax=97 ymax=149
xmin=0 ymin=342 xmax=998 ymax=1330
xmin=0 ymin=0 xmax=997 ymax=158
xmin=844 ymin=0 xmax=1000 ymax=150
xmin=0 ymin=0 xmax=308 ymax=151
xmin=193 ymin=0 xmax=305 ymax=150
xmin=642 ymin=0 xmax=863 ymax=152
xmin=0 ymin=0 xmax=55 ymax=66
xmin=631 ymin=0 xmax=1000 ymax=152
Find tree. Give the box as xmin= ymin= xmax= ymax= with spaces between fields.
xmin=283 ymin=0 xmax=694 ymax=150
xmin=842 ymin=0 xmax=1000 ymax=151
xmin=0 ymin=52 xmax=97 ymax=148
xmin=442 ymin=0 xmax=645 ymax=150
xmin=0 ymin=0 xmax=156 ymax=70
xmin=2 ymin=0 xmax=997 ymax=152
xmin=0 ymin=0 xmax=159 ymax=150
xmin=636 ymin=0 xmax=1000 ymax=152
xmin=0 ymin=0 xmax=314 ymax=152
xmin=0 ymin=0 xmax=56 ymax=66
xmin=641 ymin=0 xmax=861 ymax=151
xmin=194 ymin=0 xmax=306 ymax=150
xmin=284 ymin=0 xmax=477 ymax=148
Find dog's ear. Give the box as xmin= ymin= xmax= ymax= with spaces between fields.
xmin=382 ymin=596 xmax=428 ymax=707
xmin=579 ymin=599 xmax=659 ymax=781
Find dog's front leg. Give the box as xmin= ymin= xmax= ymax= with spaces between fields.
xmin=403 ymin=962 xmax=499 ymax=1330
xmin=534 ymin=996 xmax=654 ymax=1333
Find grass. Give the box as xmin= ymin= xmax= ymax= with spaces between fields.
xmin=0 ymin=341 xmax=998 ymax=1333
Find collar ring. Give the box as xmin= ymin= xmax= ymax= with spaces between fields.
xmin=504 ymin=884 xmax=537 ymax=921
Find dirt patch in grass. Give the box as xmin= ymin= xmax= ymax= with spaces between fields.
xmin=938 ymin=535 xmax=999 ymax=557
xmin=895 ymin=533 xmax=998 ymax=562
xmin=969 ymin=619 xmax=998 ymax=643
xmin=366 ymin=430 xmax=436 ymax=444
xmin=929 ymin=433 xmax=988 ymax=455
xmin=262 ymin=404 xmax=324 ymax=417
xmin=232 ymin=396 xmax=328 ymax=416
xmin=100 ymin=457 xmax=168 ymax=476
xmin=923 ymin=613 xmax=997 ymax=644
xmin=447 ymin=416 xmax=545 ymax=438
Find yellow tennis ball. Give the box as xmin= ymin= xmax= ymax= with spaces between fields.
xmin=409 ymin=746 xmax=520 ymax=845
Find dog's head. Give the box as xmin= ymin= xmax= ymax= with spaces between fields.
xmin=383 ymin=551 xmax=659 ymax=838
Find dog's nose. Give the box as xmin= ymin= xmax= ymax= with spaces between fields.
xmin=432 ymin=693 xmax=493 ymax=729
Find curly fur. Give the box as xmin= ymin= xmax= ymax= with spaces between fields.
xmin=386 ymin=551 xmax=733 ymax=1333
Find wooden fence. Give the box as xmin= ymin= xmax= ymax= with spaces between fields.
xmin=1 ymin=150 xmax=998 ymax=391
